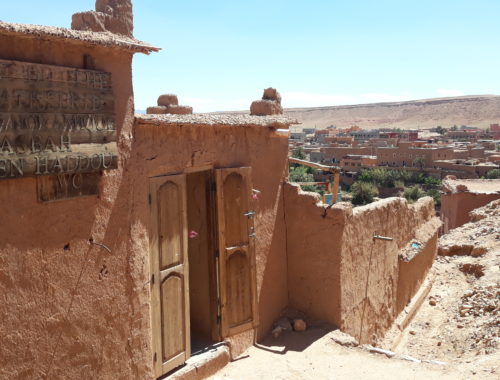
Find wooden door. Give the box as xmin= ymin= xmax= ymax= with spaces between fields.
xmin=149 ymin=174 xmax=190 ymax=377
xmin=215 ymin=167 xmax=259 ymax=337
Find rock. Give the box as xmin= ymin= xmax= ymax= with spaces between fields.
xmin=329 ymin=330 xmax=359 ymax=347
xmin=429 ymin=297 xmax=437 ymax=306
xmin=409 ymin=330 xmax=416 ymax=335
xmin=272 ymin=326 xmax=284 ymax=338
xmin=293 ymin=319 xmax=307 ymax=332
xmin=250 ymin=100 xmax=283 ymax=116
xmin=274 ymin=317 xmax=292 ymax=332
xmin=72 ymin=0 xmax=134 ymax=37
xmin=271 ymin=317 xmax=292 ymax=338
xmin=157 ymin=94 xmax=179 ymax=107
xmin=263 ymin=88 xmax=282 ymax=104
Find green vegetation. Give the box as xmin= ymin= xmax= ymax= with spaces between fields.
xmin=425 ymin=188 xmax=442 ymax=207
xmin=485 ymin=168 xmax=500 ymax=179
xmin=351 ymin=181 xmax=378 ymax=205
xmin=435 ymin=126 xmax=447 ymax=135
xmin=288 ymin=148 xmax=324 ymax=194
xmin=413 ymin=156 xmax=426 ymax=170
xmin=352 ymin=167 xmax=442 ymax=206
xmin=403 ymin=185 xmax=426 ymax=203
xmin=291 ymin=147 xmax=306 ymax=160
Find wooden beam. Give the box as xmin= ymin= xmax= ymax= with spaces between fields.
xmin=331 ymin=172 xmax=340 ymax=204
xmin=288 ymin=157 xmax=340 ymax=173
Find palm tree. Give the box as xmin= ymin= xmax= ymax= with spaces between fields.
xmin=413 ymin=156 xmax=426 ymax=170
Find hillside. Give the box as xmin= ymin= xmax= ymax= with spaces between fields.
xmin=283 ymin=95 xmax=500 ymax=130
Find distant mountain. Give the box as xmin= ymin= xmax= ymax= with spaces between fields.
xmin=283 ymin=95 xmax=500 ymax=130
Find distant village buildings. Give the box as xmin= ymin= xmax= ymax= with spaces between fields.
xmin=290 ymin=124 xmax=500 ymax=182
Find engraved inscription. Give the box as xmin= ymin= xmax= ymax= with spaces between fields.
xmin=0 ymin=59 xmax=117 ymax=181
xmin=37 ymin=172 xmax=101 ymax=202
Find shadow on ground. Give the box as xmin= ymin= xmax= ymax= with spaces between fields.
xmin=254 ymin=323 xmax=335 ymax=355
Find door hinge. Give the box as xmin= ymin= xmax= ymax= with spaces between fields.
xmin=211 ymin=182 xmax=217 ymax=192
xmin=153 ymin=352 xmax=157 ymax=362
xmin=151 ymin=274 xmax=155 ymax=285
xmin=215 ymin=249 xmax=219 ymax=258
xmin=216 ymin=314 xmax=221 ymax=325
xmin=148 ymin=193 xmax=152 ymax=205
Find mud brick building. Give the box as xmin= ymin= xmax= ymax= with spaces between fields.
xmin=0 ymin=3 xmax=442 ymax=379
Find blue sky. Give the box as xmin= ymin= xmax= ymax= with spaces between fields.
xmin=2 ymin=1 xmax=499 ymax=112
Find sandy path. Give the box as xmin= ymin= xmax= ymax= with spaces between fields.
xmin=208 ymin=326 xmax=466 ymax=380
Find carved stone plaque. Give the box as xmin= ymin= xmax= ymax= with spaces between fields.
xmin=37 ymin=172 xmax=100 ymax=202
xmin=0 ymin=59 xmax=117 ymax=180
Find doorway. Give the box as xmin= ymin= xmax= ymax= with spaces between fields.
xmin=149 ymin=166 xmax=259 ymax=379
xmin=185 ymin=170 xmax=219 ymax=354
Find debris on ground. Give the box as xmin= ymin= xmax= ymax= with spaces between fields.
xmin=381 ymin=199 xmax=500 ymax=378
xmin=293 ymin=319 xmax=307 ymax=332
xmin=329 ymin=330 xmax=359 ymax=347
xmin=272 ymin=317 xmax=292 ymax=338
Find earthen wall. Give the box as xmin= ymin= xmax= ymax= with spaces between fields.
xmin=284 ymin=188 xmax=439 ymax=345
xmin=0 ymin=33 xmax=290 ymax=379
xmin=0 ymin=34 xmax=148 ymax=380
xmin=441 ymin=192 xmax=500 ymax=232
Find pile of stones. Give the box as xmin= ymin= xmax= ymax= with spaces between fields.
xmin=250 ymin=88 xmax=283 ymax=116
xmin=147 ymin=94 xmax=193 ymax=115
xmin=459 ymin=285 xmax=499 ymax=318
xmin=457 ymin=284 xmax=499 ymax=352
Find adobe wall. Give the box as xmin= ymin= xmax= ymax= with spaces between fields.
xmin=0 ymin=34 xmax=150 ymax=379
xmin=395 ymin=218 xmax=441 ymax=315
xmin=0 ymin=33 xmax=290 ymax=379
xmin=284 ymin=187 xmax=439 ymax=345
xmin=132 ymin=120 xmax=290 ymax=345
xmin=339 ymin=197 xmax=437 ymax=344
xmin=284 ymin=184 xmax=347 ymax=326
xmin=441 ymin=192 xmax=500 ymax=232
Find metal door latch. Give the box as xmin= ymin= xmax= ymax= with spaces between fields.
xmin=244 ymin=211 xmax=256 ymax=218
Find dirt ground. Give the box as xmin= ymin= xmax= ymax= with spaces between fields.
xmin=208 ymin=326 xmax=465 ymax=380
xmin=209 ymin=200 xmax=499 ymax=380
xmin=384 ymin=200 xmax=499 ymax=378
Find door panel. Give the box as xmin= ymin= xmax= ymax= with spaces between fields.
xmin=161 ymin=272 xmax=186 ymax=362
xmin=226 ymin=248 xmax=252 ymax=328
xmin=150 ymin=175 xmax=190 ymax=377
xmin=159 ymin=181 xmax=183 ymax=270
xmin=215 ymin=167 xmax=259 ymax=338
xmin=222 ymin=172 xmax=248 ymax=246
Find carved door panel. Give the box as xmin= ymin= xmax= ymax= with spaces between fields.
xmin=215 ymin=167 xmax=259 ymax=337
xmin=149 ymin=174 xmax=190 ymax=377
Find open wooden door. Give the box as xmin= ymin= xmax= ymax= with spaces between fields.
xmin=215 ymin=167 xmax=259 ymax=338
xmin=149 ymin=174 xmax=190 ymax=378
